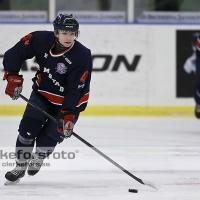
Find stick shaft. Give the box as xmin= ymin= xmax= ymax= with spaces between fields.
xmin=73 ymin=132 xmax=144 ymax=184
xmin=19 ymin=94 xmax=58 ymax=124
xmin=19 ymin=94 xmax=144 ymax=185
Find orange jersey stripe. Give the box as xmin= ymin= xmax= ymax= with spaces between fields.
xmin=77 ymin=93 xmax=89 ymax=107
xmin=38 ymin=90 xmax=64 ymax=105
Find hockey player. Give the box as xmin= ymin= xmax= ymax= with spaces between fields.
xmin=195 ymin=36 xmax=200 ymax=118
xmin=2 ymin=14 xmax=92 ymax=184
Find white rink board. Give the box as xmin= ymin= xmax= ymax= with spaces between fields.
xmin=0 ymin=24 xmax=198 ymax=106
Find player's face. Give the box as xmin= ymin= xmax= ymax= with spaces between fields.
xmin=57 ymin=30 xmax=76 ymax=47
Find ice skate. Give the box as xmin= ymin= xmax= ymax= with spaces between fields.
xmin=27 ymin=153 xmax=44 ymax=176
xmin=4 ymin=163 xmax=28 ymax=185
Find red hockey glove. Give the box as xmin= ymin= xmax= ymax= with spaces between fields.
xmin=3 ymin=71 xmax=24 ymax=100
xmin=57 ymin=110 xmax=75 ymax=138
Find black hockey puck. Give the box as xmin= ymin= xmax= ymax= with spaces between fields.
xmin=129 ymin=189 xmax=138 ymax=193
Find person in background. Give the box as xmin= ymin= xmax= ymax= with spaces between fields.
xmin=194 ymin=34 xmax=200 ymax=118
xmin=155 ymin=0 xmax=180 ymax=11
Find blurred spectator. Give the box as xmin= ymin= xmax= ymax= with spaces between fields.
xmin=179 ymin=0 xmax=200 ymax=11
xmin=10 ymin=0 xmax=48 ymax=11
xmin=155 ymin=0 xmax=180 ymax=11
xmin=0 ymin=0 xmax=10 ymax=10
xmin=56 ymin=0 xmax=126 ymax=12
xmin=98 ymin=0 xmax=111 ymax=10
xmin=56 ymin=0 xmax=97 ymax=11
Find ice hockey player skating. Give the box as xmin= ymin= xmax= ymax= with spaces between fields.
xmin=2 ymin=14 xmax=92 ymax=185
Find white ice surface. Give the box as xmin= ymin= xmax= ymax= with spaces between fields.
xmin=0 ymin=116 xmax=200 ymax=200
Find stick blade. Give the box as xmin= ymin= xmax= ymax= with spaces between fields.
xmin=143 ymin=180 xmax=158 ymax=190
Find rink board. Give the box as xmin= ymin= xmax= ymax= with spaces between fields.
xmin=0 ymin=24 xmax=198 ymax=116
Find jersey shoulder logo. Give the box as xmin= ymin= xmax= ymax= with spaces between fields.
xmin=55 ymin=63 xmax=67 ymax=74
xmin=21 ymin=33 xmax=32 ymax=45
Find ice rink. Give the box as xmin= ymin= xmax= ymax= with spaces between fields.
xmin=0 ymin=116 xmax=200 ymax=200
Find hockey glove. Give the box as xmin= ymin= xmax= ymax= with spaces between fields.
xmin=57 ymin=110 xmax=75 ymax=138
xmin=195 ymin=104 xmax=200 ymax=119
xmin=3 ymin=71 xmax=24 ymax=100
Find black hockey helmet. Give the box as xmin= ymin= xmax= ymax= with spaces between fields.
xmin=53 ymin=14 xmax=79 ymax=37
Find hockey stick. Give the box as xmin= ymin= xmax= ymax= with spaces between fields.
xmin=19 ymin=94 xmax=157 ymax=190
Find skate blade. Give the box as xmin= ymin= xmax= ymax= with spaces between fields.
xmin=4 ymin=179 xmax=20 ymax=186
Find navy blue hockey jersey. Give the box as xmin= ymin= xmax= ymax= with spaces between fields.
xmin=3 ymin=31 xmax=92 ymax=113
